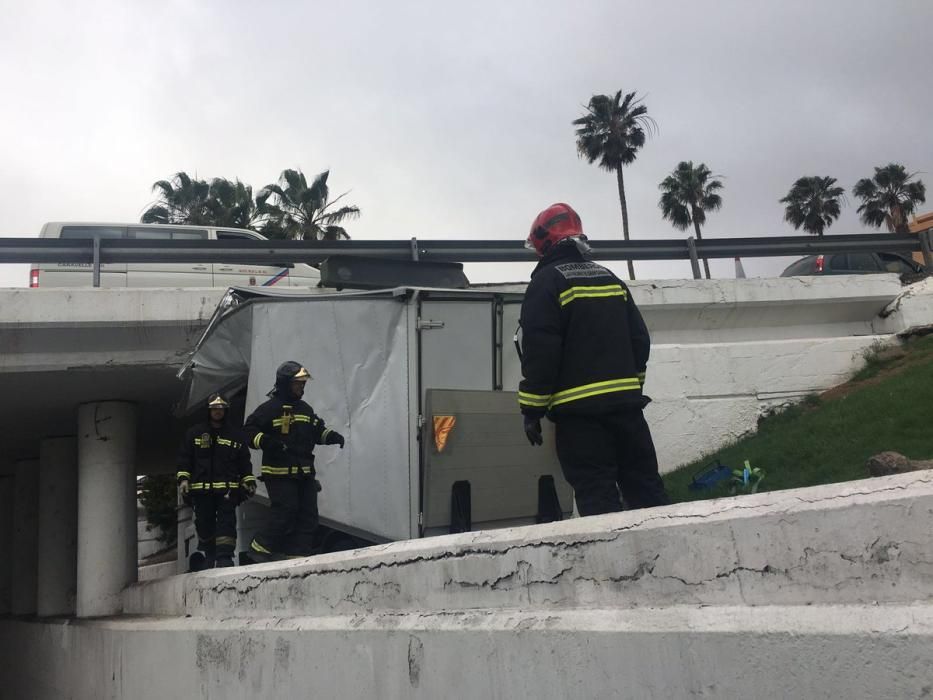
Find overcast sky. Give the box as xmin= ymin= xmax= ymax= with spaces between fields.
xmin=1 ymin=0 xmax=931 ymax=287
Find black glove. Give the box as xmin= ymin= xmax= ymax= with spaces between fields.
xmin=325 ymin=430 xmax=345 ymax=448
xmin=523 ymin=415 xmax=543 ymax=446
xmin=262 ymin=435 xmax=288 ymax=454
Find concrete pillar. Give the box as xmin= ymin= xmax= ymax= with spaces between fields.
xmin=37 ymin=437 xmax=78 ymax=616
xmin=0 ymin=468 xmax=14 ymax=614
xmin=76 ymin=402 xmax=137 ymax=618
xmin=11 ymin=459 xmax=39 ymax=615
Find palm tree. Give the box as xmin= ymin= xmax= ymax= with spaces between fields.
xmin=256 ymin=169 xmax=360 ymax=241
xmin=141 ymin=172 xmax=211 ymax=225
xmin=658 ymin=161 xmax=723 ymax=279
xmin=573 ymin=91 xmax=656 ymax=280
xmin=779 ymin=176 xmax=846 ymax=237
xmin=204 ymin=178 xmax=259 ymax=229
xmin=853 ymin=164 xmax=926 ymax=234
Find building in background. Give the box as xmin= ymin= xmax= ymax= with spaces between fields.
xmin=909 ymin=212 xmax=933 ymax=265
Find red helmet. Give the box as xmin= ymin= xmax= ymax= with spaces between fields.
xmin=526 ymin=203 xmax=585 ymax=257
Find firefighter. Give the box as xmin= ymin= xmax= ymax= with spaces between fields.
xmin=244 ymin=361 xmax=345 ymax=562
xmin=518 ymin=203 xmax=669 ymax=515
xmin=177 ymin=393 xmax=256 ymax=569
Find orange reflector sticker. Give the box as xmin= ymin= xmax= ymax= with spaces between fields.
xmin=433 ymin=415 xmax=456 ymax=452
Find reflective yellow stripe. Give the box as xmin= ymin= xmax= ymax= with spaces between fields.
xmin=188 ymin=481 xmax=241 ymax=490
xmin=253 ymin=432 xmax=264 ymax=449
xmin=293 ymin=414 xmax=311 ymax=423
xmin=215 ymin=536 xmax=237 ymax=546
xmin=637 ymin=372 xmax=646 ymax=384
xmin=251 ymin=539 xmax=271 ymax=554
xmin=518 ymin=390 xmax=552 ymax=407
xmin=262 ymin=465 xmax=312 ymax=476
xmin=241 ymin=475 xmax=257 ymax=484
xmin=177 ymin=471 xmax=191 ymax=479
xmin=559 ymin=284 xmax=627 ymax=307
xmin=321 ymin=428 xmax=332 ymax=441
xmin=217 ymin=437 xmax=238 ymax=447
xmin=551 ymin=377 xmax=641 ymax=401
xmin=549 ymin=378 xmax=641 ymax=407
xmin=261 ymin=466 xmax=291 ymax=475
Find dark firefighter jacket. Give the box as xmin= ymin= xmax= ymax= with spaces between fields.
xmin=176 ymin=422 xmax=255 ymax=493
xmin=518 ymin=243 xmax=651 ymax=419
xmin=244 ymin=396 xmax=337 ymax=479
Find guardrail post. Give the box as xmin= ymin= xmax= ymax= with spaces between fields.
xmin=410 ymin=237 xmax=419 ymax=262
xmin=920 ymin=229 xmax=933 ymax=270
xmin=92 ymin=238 xmax=101 ymax=288
xmin=686 ymin=237 xmax=702 ymax=280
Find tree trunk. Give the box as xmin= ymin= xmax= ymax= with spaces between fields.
xmin=615 ymin=167 xmax=635 ymax=280
xmin=892 ymin=205 xmax=909 ymax=234
xmin=691 ymin=206 xmax=711 ymax=279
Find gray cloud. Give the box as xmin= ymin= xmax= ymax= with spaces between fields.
xmin=1 ymin=0 xmax=930 ymax=286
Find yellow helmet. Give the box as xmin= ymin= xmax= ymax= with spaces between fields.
xmin=207 ymin=393 xmax=229 ymax=409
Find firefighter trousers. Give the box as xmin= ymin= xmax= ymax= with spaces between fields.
xmin=192 ymin=492 xmax=239 ymax=557
xmin=555 ymin=409 xmax=669 ymax=516
xmin=252 ymin=477 xmax=319 ymax=557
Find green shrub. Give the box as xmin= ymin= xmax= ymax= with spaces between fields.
xmin=138 ymin=474 xmax=177 ymax=545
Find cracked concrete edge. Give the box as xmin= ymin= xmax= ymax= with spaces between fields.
xmin=23 ymin=603 xmax=933 ymax=635
xmin=123 ymin=471 xmax=933 ymax=617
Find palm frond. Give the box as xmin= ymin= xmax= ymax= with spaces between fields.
xmin=281 ymin=169 xmax=305 ymax=194
xmin=780 ymin=175 xmax=845 ymax=236
xmin=318 ymin=205 xmax=360 ymax=226
xmin=658 ymin=161 xmax=723 ymax=233
xmin=852 ymin=164 xmax=925 ymax=232
xmin=141 ymin=205 xmax=170 ymax=224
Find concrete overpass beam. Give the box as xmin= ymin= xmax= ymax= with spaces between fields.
xmin=36 ymin=437 xmax=78 ymax=617
xmin=76 ymin=402 xmax=137 ymax=618
xmin=11 ymin=459 xmax=39 ymax=616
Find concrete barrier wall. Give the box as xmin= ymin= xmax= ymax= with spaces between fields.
xmin=3 ymin=472 xmax=932 ymax=699
xmin=126 ymin=471 xmax=933 ymax=618
xmin=3 ymin=606 xmax=931 ymax=700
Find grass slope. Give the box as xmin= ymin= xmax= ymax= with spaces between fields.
xmin=662 ymin=334 xmax=933 ymax=503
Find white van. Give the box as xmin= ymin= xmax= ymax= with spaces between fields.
xmin=30 ymin=222 xmax=321 ymax=288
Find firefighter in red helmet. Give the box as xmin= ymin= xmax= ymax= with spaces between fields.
xmin=518 ymin=203 xmax=668 ymax=515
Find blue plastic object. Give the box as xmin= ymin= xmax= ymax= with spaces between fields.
xmin=689 ymin=461 xmax=733 ymax=491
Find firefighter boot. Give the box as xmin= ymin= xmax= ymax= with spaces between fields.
xmin=246 ymin=538 xmax=284 ymax=564
xmin=189 ymin=552 xmax=207 ymax=572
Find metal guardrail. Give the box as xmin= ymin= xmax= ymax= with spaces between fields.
xmin=2 ymin=230 xmax=930 ymax=284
